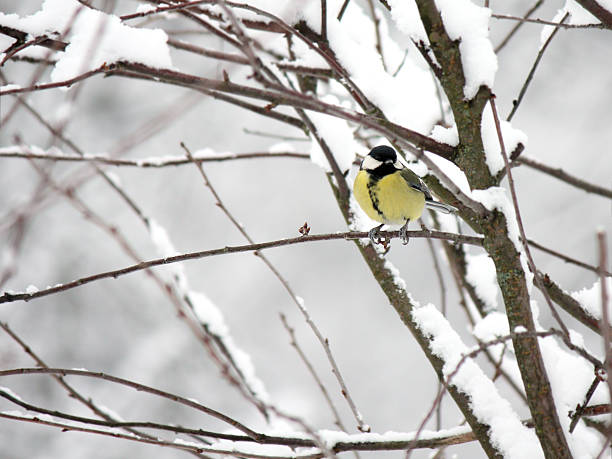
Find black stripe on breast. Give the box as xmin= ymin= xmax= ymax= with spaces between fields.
xmin=367 ymin=176 xmax=384 ymax=218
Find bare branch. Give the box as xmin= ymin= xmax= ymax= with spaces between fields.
xmin=528 ymin=238 xmax=612 ymax=277
xmin=515 ymin=156 xmax=612 ymax=199
xmin=0 ymin=230 xmax=483 ymax=304
xmin=494 ymin=1 xmax=545 ymax=53
xmin=0 ymin=368 xmax=260 ymax=438
xmin=506 ymin=13 xmax=569 ymax=121
xmin=279 ymin=313 xmax=350 ymax=433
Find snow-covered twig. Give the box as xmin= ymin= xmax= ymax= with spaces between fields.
xmin=183 ymin=141 xmax=366 ymax=432
xmin=492 ymin=13 xmax=607 ymax=30
xmin=0 ymin=408 xmax=480 ymax=456
xmin=0 ymin=146 xmax=309 ymax=167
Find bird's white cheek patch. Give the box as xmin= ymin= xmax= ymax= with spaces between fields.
xmin=361 ymin=155 xmax=383 ymax=170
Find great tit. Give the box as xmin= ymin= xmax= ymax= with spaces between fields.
xmin=353 ymin=145 xmax=457 ymax=245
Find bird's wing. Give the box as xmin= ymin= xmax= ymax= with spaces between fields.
xmin=400 ymin=168 xmax=433 ymax=200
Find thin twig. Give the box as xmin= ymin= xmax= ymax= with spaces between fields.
xmin=0 ymin=387 xmax=285 ymax=446
xmin=495 ymin=1 xmax=545 ymax=54
xmin=321 ymin=0 xmax=328 ymax=42
xmin=569 ymin=376 xmax=602 ymax=433
xmin=0 ymin=322 xmax=160 ymax=443
xmin=366 ymin=0 xmax=387 ymax=71
xmin=279 ymin=314 xmax=350 ymax=433
xmin=0 ymin=409 xmax=480 ymax=455
xmin=337 ymin=0 xmax=351 ymax=21
xmin=0 ymin=368 xmax=260 ymax=438
xmin=182 ymin=142 xmax=361 ymax=435
xmin=515 ymin=156 xmax=612 ymax=199
xmin=0 ymin=233 xmax=481 ymax=300
xmin=527 ymin=238 xmax=612 ymax=277
xmin=507 ymin=13 xmax=569 ymax=121
xmin=0 ymin=147 xmax=310 ymax=166
xmin=492 ymin=13 xmax=607 ymax=30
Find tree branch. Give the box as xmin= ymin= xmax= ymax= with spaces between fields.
xmin=515 ymin=156 xmax=612 ymax=199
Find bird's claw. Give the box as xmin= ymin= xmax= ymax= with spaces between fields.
xmin=399 ymin=220 xmax=410 ymax=245
xmin=368 ymin=224 xmax=384 ymax=245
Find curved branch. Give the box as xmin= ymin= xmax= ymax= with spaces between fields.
xmin=0 ymin=230 xmax=482 ymax=304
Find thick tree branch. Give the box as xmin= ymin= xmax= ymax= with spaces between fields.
xmin=415 ymin=2 xmax=572 ymax=457
xmin=573 ymin=0 xmax=612 ymax=27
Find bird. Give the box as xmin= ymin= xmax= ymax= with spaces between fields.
xmin=353 ymin=145 xmax=457 ymax=245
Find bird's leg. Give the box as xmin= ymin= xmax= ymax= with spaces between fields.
xmin=399 ymin=219 xmax=411 ymax=245
xmin=368 ymin=223 xmax=385 ymax=245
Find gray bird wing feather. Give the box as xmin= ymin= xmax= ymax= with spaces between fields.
xmin=400 ymin=168 xmax=433 ymax=200
xmin=400 ymin=168 xmax=457 ymax=214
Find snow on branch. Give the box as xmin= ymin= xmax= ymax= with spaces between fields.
xmin=0 ymin=0 xmax=173 ymax=84
xmin=412 ymin=303 xmax=542 ymax=458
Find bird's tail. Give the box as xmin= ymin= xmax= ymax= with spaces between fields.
xmin=425 ymin=199 xmax=457 ymax=214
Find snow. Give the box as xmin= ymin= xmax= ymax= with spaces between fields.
xmin=149 ymin=219 xmax=180 ymax=258
xmin=412 ymin=303 xmax=542 ymax=458
xmin=434 ymin=0 xmax=497 ymax=99
xmin=0 ymin=84 xmax=21 ymax=92
xmin=470 ymin=313 xmax=525 ymax=401
xmin=387 ymin=0 xmax=428 ymax=42
xmin=269 ymin=142 xmax=297 ymax=153
xmin=147 ymin=218 xmax=269 ymax=404
xmin=318 ymin=424 xmax=472 ymax=446
xmin=530 ymin=304 xmax=606 ymax=457
xmin=570 ymin=278 xmax=612 ymax=321
xmin=0 ymin=0 xmax=173 ymax=85
xmin=541 ymin=0 xmax=604 ymax=47
xmin=285 ymin=0 xmax=440 ymax=135
xmin=0 ymin=387 xmax=23 ymax=402
xmin=481 ymin=104 xmax=528 ymax=176
xmin=430 ymin=125 xmax=459 ymax=147
xmin=435 ymin=212 xmax=459 ymax=234
xmin=384 ymin=259 xmax=408 ymax=291
xmin=189 ymin=291 xmax=229 ymax=337
xmin=425 ymin=152 xmax=472 ymax=197
xmin=465 ymin=253 xmax=499 ymax=312
xmin=96 ymin=404 xmax=124 ymax=422
xmin=25 ymin=285 xmax=39 ymax=294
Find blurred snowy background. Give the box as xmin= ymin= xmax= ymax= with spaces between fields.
xmin=0 ymin=0 xmax=611 ymax=458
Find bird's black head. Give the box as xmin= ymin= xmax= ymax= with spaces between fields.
xmin=361 ymin=145 xmax=402 ymax=177
xmin=369 ymin=145 xmax=397 ymax=163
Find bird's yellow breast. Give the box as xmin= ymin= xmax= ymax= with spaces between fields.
xmin=353 ymin=170 xmax=426 ymax=224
